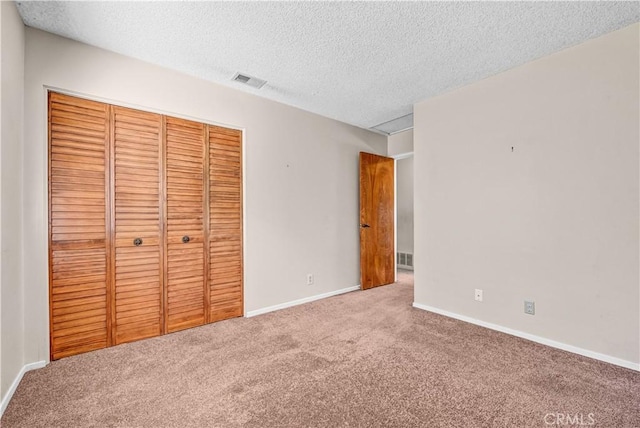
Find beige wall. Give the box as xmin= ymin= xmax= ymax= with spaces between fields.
xmin=389 ymin=129 xmax=414 ymax=260
xmin=0 ymin=1 xmax=25 ymax=401
xmin=414 ymin=24 xmax=639 ymax=366
xmin=388 ymin=129 xmax=413 ymax=157
xmin=22 ymin=28 xmax=386 ymax=365
xmin=396 ymin=156 xmax=413 ymax=256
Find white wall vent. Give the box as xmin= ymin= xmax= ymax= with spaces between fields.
xmin=397 ymin=252 xmax=413 ymax=270
xmin=232 ymin=72 xmax=267 ymax=89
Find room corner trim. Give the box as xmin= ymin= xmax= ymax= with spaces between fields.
xmin=246 ymin=285 xmax=361 ymax=318
xmin=1 ymin=360 xmax=47 ymax=416
xmin=412 ymin=302 xmax=639 ymax=372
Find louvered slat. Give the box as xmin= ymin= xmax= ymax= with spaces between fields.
xmin=49 ymin=92 xmax=110 ymax=360
xmin=113 ymin=106 xmax=163 ymax=344
xmin=208 ymin=126 xmax=243 ymax=322
xmin=165 ymin=117 xmax=206 ymax=332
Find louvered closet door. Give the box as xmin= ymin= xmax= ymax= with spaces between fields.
xmin=49 ymin=93 xmax=110 ymax=360
xmin=112 ymin=107 xmax=164 ymax=344
xmin=208 ymin=126 xmax=243 ymax=322
xmin=165 ymin=117 xmax=207 ymax=332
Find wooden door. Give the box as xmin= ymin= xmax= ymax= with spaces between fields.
xmin=208 ymin=126 xmax=243 ymax=322
xmin=165 ymin=117 xmax=207 ymax=332
xmin=359 ymin=152 xmax=395 ymax=289
xmin=49 ymin=92 xmax=111 ymax=359
xmin=112 ymin=106 xmax=164 ymax=344
xmin=49 ymin=93 xmax=244 ymax=358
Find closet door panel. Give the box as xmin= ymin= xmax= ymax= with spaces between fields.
xmin=50 ymin=94 xmax=245 ymax=358
xmin=49 ymin=93 xmax=110 ymax=360
xmin=113 ymin=107 xmax=163 ymax=344
xmin=208 ymin=126 xmax=243 ymax=322
xmin=165 ymin=117 xmax=206 ymax=332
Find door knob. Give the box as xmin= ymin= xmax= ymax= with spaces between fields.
xmin=133 ymin=238 xmax=143 ymax=246
xmin=360 ymin=224 xmax=370 ymax=228
xmin=182 ymin=235 xmax=190 ymax=243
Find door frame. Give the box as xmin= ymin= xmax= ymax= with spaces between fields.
xmin=391 ymin=151 xmax=413 ymax=280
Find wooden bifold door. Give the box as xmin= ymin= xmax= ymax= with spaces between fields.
xmin=49 ymin=92 xmax=243 ymax=360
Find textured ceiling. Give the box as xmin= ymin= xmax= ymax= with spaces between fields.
xmin=16 ymin=1 xmax=640 ymax=133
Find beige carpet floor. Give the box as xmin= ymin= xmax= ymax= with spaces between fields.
xmin=3 ymin=271 xmax=639 ymax=427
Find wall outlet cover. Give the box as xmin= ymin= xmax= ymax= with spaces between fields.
xmin=524 ymin=300 xmax=535 ymax=315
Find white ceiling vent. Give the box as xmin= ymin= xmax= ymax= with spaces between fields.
xmin=232 ymin=72 xmax=267 ymax=89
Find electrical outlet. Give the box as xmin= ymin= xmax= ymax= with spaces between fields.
xmin=524 ymin=300 xmax=535 ymax=315
xmin=306 ymin=274 xmax=314 ymax=286
xmin=474 ymin=289 xmax=483 ymax=302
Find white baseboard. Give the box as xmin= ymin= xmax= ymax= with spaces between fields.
xmin=246 ymin=285 xmax=360 ymax=318
xmin=412 ymin=302 xmax=639 ymax=372
xmin=1 ymin=360 xmax=47 ymax=416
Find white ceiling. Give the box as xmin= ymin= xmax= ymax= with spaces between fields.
xmin=16 ymin=1 xmax=640 ymax=134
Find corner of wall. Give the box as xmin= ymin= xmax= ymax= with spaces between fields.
xmin=0 ymin=0 xmax=26 ymax=412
